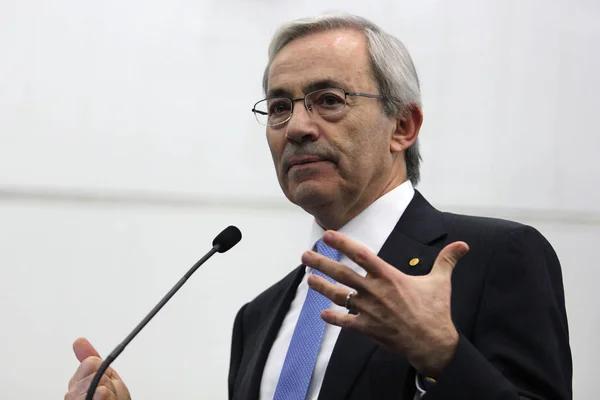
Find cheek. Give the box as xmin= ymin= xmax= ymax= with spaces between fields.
xmin=337 ymin=120 xmax=389 ymax=175
xmin=338 ymin=119 xmax=375 ymax=158
xmin=266 ymin=131 xmax=289 ymax=183
xmin=266 ymin=131 xmax=282 ymax=162
xmin=333 ymin=135 xmax=369 ymax=182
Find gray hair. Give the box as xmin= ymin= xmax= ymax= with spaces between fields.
xmin=262 ymin=12 xmax=423 ymax=185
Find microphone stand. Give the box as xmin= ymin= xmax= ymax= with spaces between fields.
xmin=85 ymin=245 xmax=221 ymax=400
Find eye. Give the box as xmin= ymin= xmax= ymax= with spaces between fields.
xmin=316 ymin=93 xmax=344 ymax=108
xmin=268 ymin=100 xmax=291 ymax=115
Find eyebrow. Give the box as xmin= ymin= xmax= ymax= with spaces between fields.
xmin=266 ymin=79 xmax=349 ymax=99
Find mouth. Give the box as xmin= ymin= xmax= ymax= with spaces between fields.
xmin=286 ymin=156 xmax=330 ymax=171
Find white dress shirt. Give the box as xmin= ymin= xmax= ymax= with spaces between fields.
xmin=260 ymin=180 xmax=417 ymax=400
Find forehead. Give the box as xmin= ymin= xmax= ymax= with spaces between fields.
xmin=267 ymin=29 xmax=377 ymax=96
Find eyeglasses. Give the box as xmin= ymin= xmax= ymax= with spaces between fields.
xmin=251 ymin=87 xmax=384 ymax=127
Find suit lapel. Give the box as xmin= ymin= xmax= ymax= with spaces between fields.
xmin=318 ymin=190 xmax=447 ymax=400
xmin=317 ymin=325 xmax=378 ymax=399
xmin=237 ymin=265 xmax=305 ymax=400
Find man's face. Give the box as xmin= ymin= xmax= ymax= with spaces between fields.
xmin=266 ymin=29 xmax=399 ymax=222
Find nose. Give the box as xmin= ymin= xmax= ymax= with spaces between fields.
xmin=284 ymin=100 xmax=320 ymax=143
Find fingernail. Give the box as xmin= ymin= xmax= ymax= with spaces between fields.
xmin=301 ymin=251 xmax=313 ymax=263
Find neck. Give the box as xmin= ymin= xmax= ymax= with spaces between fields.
xmin=312 ymin=173 xmax=407 ymax=231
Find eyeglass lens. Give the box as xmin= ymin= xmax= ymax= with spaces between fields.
xmin=253 ymin=88 xmax=346 ymax=126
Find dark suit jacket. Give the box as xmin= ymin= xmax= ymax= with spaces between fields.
xmin=228 ymin=191 xmax=572 ymax=399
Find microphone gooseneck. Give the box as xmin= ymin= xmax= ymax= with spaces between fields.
xmin=85 ymin=226 xmax=242 ymax=400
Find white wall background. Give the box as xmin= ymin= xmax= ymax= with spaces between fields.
xmin=0 ymin=0 xmax=598 ymax=398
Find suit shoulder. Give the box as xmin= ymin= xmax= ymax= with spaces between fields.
xmin=440 ymin=211 xmax=547 ymax=241
xmin=439 ymin=211 xmax=559 ymax=270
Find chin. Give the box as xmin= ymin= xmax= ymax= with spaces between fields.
xmin=287 ymin=181 xmax=336 ymax=210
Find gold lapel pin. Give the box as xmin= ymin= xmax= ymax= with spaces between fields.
xmin=409 ymin=258 xmax=420 ymax=267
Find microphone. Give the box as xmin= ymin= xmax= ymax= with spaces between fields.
xmin=85 ymin=225 xmax=242 ymax=400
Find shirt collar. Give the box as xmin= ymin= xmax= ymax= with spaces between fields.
xmin=308 ymin=180 xmax=415 ymax=255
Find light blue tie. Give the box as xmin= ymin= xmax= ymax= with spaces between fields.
xmin=273 ymin=239 xmax=341 ymax=400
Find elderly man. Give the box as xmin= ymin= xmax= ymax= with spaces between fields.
xmin=65 ymin=13 xmax=572 ymax=400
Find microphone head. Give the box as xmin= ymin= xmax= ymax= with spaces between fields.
xmin=213 ymin=225 xmax=242 ymax=253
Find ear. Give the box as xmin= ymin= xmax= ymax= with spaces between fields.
xmin=390 ymin=105 xmax=423 ymax=153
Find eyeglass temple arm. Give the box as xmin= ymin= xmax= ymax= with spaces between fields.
xmin=346 ymin=92 xmax=384 ymax=99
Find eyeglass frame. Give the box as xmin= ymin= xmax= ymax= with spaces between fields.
xmin=251 ymin=87 xmax=384 ymax=127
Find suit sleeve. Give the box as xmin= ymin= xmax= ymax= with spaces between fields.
xmin=228 ymin=303 xmax=248 ymax=400
xmin=424 ymin=225 xmax=572 ymax=399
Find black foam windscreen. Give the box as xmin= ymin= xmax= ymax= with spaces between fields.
xmin=212 ymin=225 xmax=242 ymax=253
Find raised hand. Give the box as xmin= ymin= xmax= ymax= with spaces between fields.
xmin=65 ymin=338 xmax=131 ymax=400
xmin=303 ymin=230 xmax=469 ymax=377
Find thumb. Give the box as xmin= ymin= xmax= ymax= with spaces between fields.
xmin=431 ymin=241 xmax=469 ymax=278
xmin=73 ymin=337 xmax=101 ymax=363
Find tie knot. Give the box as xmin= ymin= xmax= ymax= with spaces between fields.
xmin=315 ymin=239 xmax=342 ymax=262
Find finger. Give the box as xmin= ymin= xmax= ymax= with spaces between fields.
xmin=69 ymin=357 xmax=120 ymax=388
xmin=430 ymin=241 xmax=469 ymax=278
xmin=90 ymin=385 xmax=117 ymax=400
xmin=70 ymin=356 xmax=103 ymax=388
xmin=321 ymin=230 xmax=389 ymax=277
xmin=73 ymin=338 xmax=101 ymax=363
xmin=66 ymin=376 xmax=116 ymax=399
xmin=321 ymin=309 xmax=363 ymax=330
xmin=112 ymin=378 xmax=131 ymax=397
xmin=72 ymin=373 xmax=117 ymax=397
xmin=302 ymin=250 xmax=368 ymax=292
xmin=307 ymin=274 xmax=365 ymax=310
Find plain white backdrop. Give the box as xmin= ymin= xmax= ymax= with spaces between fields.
xmin=0 ymin=0 xmax=598 ymax=398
